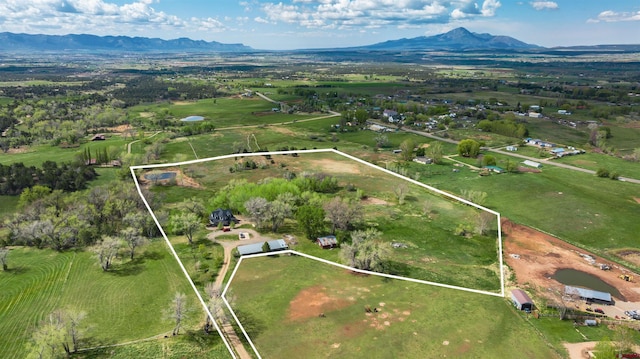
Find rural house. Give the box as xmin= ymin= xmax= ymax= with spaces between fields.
xmin=209 ymin=208 xmax=239 ymax=227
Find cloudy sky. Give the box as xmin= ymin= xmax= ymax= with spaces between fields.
xmin=0 ymin=0 xmax=638 ymax=50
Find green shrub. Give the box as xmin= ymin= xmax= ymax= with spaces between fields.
xmin=596 ymin=168 xmax=610 ymax=178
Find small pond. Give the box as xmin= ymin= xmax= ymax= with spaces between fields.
xmin=552 ymin=268 xmax=623 ymax=299
xmin=144 ymin=172 xmax=176 ymax=181
xmin=180 ymin=115 xmax=204 ymax=122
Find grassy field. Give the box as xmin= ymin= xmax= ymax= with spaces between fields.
xmin=146 ymin=150 xmax=501 ymax=292
xmin=228 ymin=255 xmax=559 ymax=358
xmin=0 ymin=241 xmax=212 ymax=358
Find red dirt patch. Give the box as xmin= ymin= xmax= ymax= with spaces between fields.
xmin=503 ymin=218 xmax=640 ymax=302
xmin=288 ymin=285 xmax=350 ymax=321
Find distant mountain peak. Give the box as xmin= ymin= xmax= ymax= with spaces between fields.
xmin=359 ymin=28 xmax=541 ymax=51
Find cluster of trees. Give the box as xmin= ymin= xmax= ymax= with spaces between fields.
xmin=0 ymin=161 xmax=97 ymax=195
xmin=111 ymin=76 xmax=218 ymax=107
xmin=457 ymin=139 xmax=481 ymax=158
xmin=27 ymin=308 xmax=87 ymax=358
xmin=0 ymin=97 xmax=128 ymax=148
xmin=477 ymin=118 xmax=528 ymax=138
xmin=3 ymin=182 xmax=161 ymax=251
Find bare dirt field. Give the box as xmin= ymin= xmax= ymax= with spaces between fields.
xmin=503 ymin=218 xmax=640 ymax=304
xmin=288 ymin=285 xmax=350 ymax=321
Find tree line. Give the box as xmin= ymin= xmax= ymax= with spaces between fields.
xmin=0 ymin=161 xmax=97 ymax=195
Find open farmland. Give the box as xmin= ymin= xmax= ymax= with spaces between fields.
xmin=227 ymin=255 xmax=557 ymax=359
xmin=141 ymin=150 xmax=501 ymax=292
xmin=0 ymin=242 xmax=223 ymax=358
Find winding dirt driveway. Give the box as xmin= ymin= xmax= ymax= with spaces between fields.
xmin=207 ymin=227 xmax=274 ymax=359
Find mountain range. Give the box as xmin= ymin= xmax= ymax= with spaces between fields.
xmin=0 ymin=28 xmax=637 ymax=53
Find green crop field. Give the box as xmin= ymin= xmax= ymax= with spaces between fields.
xmin=0 ymin=241 xmax=214 ymax=358
xmin=228 ymin=255 xmax=558 ymax=358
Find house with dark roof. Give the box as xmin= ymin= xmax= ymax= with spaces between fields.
xmin=209 ymin=208 xmax=239 ymax=227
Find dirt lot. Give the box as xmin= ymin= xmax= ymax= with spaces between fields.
xmin=503 ymin=218 xmax=640 ymax=304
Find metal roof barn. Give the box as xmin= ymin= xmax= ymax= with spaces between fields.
xmin=511 ymin=289 xmax=534 ymax=311
xmin=565 ymin=285 xmax=612 ymax=303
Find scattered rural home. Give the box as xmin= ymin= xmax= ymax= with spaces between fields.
xmin=413 ymin=156 xmax=433 ymax=165
xmin=91 ymin=134 xmax=106 ymax=141
xmin=511 ymin=289 xmax=534 ymax=311
xmin=528 ymin=112 xmax=542 ymax=118
xmin=557 ymin=109 xmax=571 ymax=115
xmin=317 ymin=235 xmax=338 ymax=249
xmin=208 ymin=208 xmax=239 ymax=227
xmin=236 ymin=239 xmax=289 ymax=256
xmin=522 ymin=160 xmax=542 ymax=168
xmin=584 ymin=319 xmax=598 ymax=326
xmin=382 ymin=109 xmax=398 ymax=118
xmin=505 ymin=145 xmax=517 ymax=151
xmin=484 ymin=165 xmax=505 ymax=174
xmin=565 ymin=285 xmax=612 ymax=305
xmin=551 ymin=148 xmax=565 ymax=156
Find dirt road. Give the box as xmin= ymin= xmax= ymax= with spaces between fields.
xmin=207 ymin=228 xmax=273 ymax=359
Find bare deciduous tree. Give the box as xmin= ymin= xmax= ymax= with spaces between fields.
xmin=93 ymin=236 xmax=121 ymax=271
xmin=323 ymin=197 xmax=363 ymax=234
xmin=393 ymin=183 xmax=409 ymax=205
xmin=120 ymin=227 xmax=145 ymax=260
xmin=168 ymin=292 xmax=188 ymax=336
xmin=0 ymin=247 xmax=8 ymax=271
xmin=340 ymin=228 xmax=389 ymax=272
xmin=476 ymin=211 xmax=495 ymax=235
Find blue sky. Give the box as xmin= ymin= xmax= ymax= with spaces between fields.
xmin=0 ymin=1 xmax=638 ymax=50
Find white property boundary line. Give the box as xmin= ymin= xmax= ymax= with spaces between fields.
xmin=131 ymin=148 xmax=505 ymax=359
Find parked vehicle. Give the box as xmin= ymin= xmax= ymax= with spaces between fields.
xmin=594 ymin=308 xmax=605 ymax=314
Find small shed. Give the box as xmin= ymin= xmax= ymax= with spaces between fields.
xmin=506 ymin=145 xmax=518 ymax=152
xmin=511 ymin=289 xmax=534 ymax=311
xmin=522 ymin=160 xmax=542 ymax=168
xmin=484 ymin=165 xmax=505 ymax=174
xmin=317 ymin=235 xmax=338 ymax=249
xmin=413 ymin=156 xmax=433 ymax=165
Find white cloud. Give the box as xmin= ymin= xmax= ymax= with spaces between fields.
xmin=0 ymin=0 xmax=226 ymax=37
xmin=530 ymin=1 xmax=558 ymax=11
xmin=261 ymin=0 xmax=499 ymax=29
xmin=589 ymin=10 xmax=640 ymax=23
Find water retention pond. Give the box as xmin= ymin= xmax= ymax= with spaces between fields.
xmin=552 ymin=268 xmax=623 ymax=300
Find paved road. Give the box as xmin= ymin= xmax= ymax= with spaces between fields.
xmin=207 ymin=228 xmax=272 ymax=359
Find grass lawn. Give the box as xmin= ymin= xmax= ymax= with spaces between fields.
xmin=0 ymin=241 xmax=203 ymax=358
xmin=228 ymin=255 xmax=558 ymax=359
xmin=553 ymin=152 xmax=640 ymax=179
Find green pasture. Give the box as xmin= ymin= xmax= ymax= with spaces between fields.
xmin=422 ymin=158 xmax=640 ymax=264
xmin=526 ymin=118 xmax=589 ymax=147
xmin=131 ymin=97 xmax=318 ymax=129
xmin=0 ymin=241 xmax=201 ymax=358
xmin=72 ymin=331 xmax=230 ymax=358
xmin=152 ymin=151 xmax=501 ymax=292
xmin=0 ymin=136 xmax=129 ymax=167
xmin=228 ymin=255 xmax=557 ymax=359
xmin=554 ymin=152 xmax=640 ymax=179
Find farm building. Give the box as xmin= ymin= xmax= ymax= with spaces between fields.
xmin=317 ymin=235 xmax=338 ymax=249
xmin=506 ymin=145 xmax=517 ymax=151
xmin=413 ymin=156 xmax=433 ymax=165
xmin=209 ymin=208 xmax=239 ymax=227
xmin=484 ymin=165 xmax=505 ymax=174
xmin=564 ymin=285 xmax=612 ymax=304
xmin=237 ymin=239 xmax=289 ymax=256
xmin=511 ymin=289 xmax=534 ymax=311
xmin=522 ymin=160 xmax=542 ymax=168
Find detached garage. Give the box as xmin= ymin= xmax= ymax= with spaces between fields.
xmin=511 ymin=289 xmax=534 ymax=311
